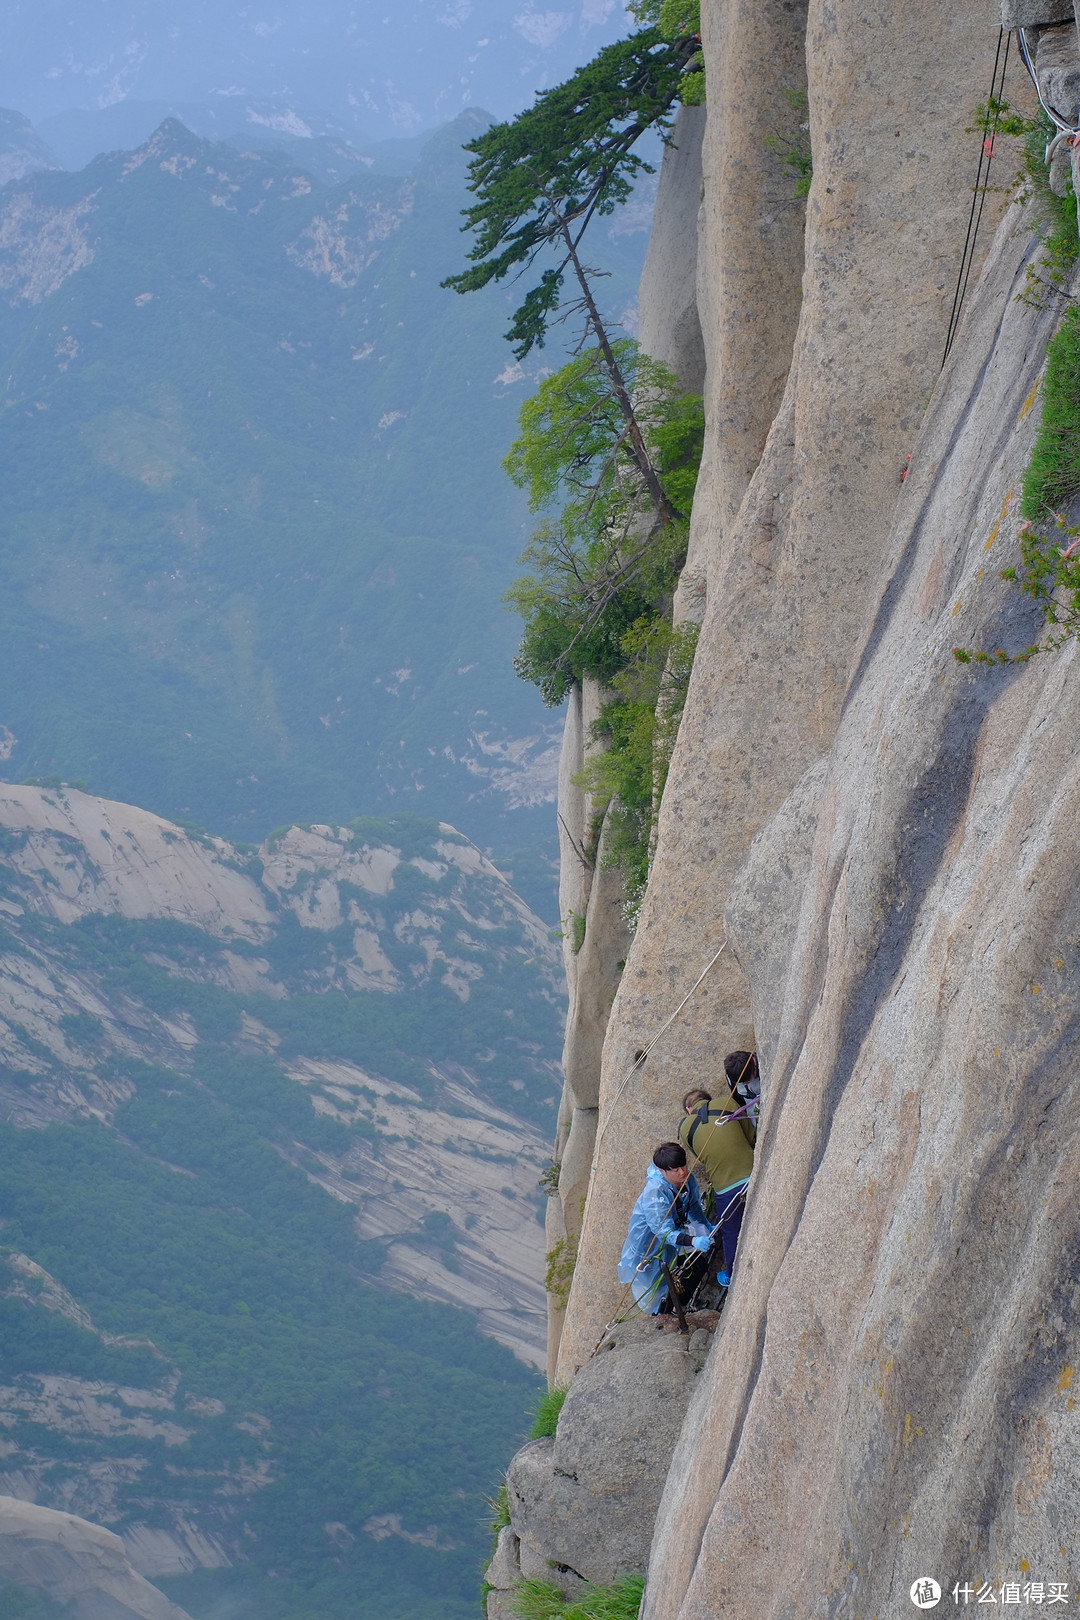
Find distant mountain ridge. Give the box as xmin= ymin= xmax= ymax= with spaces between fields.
xmin=0 ymin=108 xmax=58 ymax=185
xmin=0 ymin=1 xmax=632 ymax=145
xmin=0 ymin=110 xmax=653 ymax=914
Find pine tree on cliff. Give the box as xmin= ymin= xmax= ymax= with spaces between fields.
xmin=445 ymin=13 xmax=706 ymax=916
xmin=442 ymin=21 xmax=703 ymax=530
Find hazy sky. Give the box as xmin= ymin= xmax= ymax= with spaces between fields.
xmin=0 ymin=0 xmax=634 ymax=137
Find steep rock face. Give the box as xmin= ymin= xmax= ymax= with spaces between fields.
xmin=0 ymin=782 xmax=273 ymax=938
xmin=484 ymin=1314 xmax=720 ymax=1607
xmin=542 ymin=101 xmax=712 ymax=1377
xmin=0 ymin=1496 xmax=192 ymax=1619
xmin=644 ymin=184 xmax=1077 ymax=1616
xmin=497 ymin=0 xmax=1080 ymax=1610
xmin=546 ymin=682 xmax=633 ymax=1375
xmin=556 ymin=0 xmax=1022 ymax=1384
xmin=636 ymin=104 xmax=706 ymax=397
xmin=673 ymin=0 xmax=810 ymax=624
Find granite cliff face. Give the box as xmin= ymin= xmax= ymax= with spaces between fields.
xmin=491 ymin=0 xmax=1080 ymax=1611
xmin=0 ymin=1497 xmax=193 ymax=1619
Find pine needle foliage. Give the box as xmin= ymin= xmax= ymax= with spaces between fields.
xmin=629 ymin=0 xmax=704 ymax=101
xmin=443 ymin=30 xmax=701 ymax=357
xmin=512 ymin=1576 xmax=646 ymax=1620
xmin=448 ymin=24 xmax=707 ymax=922
xmin=444 ymin=17 xmax=703 ymax=536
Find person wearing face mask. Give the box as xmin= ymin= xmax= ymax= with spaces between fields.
xmin=616 ymin=1142 xmax=714 ymax=1315
xmin=678 ymin=1058 xmax=757 ymax=1289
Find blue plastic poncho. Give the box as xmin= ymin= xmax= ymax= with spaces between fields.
xmin=617 ymin=1164 xmax=710 ymax=1313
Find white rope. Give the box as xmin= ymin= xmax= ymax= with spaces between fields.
xmin=1018 ymin=27 xmax=1080 ymax=143
xmin=590 ymin=939 xmax=727 ymax=1174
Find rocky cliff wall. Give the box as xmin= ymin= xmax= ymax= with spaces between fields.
xmin=643 ymin=182 xmax=1076 ymax=1620
xmin=543 ymin=103 xmax=710 ymax=1379
xmin=636 ymin=104 xmax=707 ymax=399
xmin=556 ymin=0 xmax=1024 ymax=1385
xmin=498 ymin=0 xmax=1080 ymax=1612
xmin=0 ymin=1497 xmax=193 ymax=1620
xmin=546 ymin=681 xmax=633 ymax=1376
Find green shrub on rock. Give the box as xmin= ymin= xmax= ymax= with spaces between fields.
xmin=953 ymin=107 xmax=1080 ymax=667
xmin=503 ymin=343 xmax=702 ymax=707
xmin=503 ymin=343 xmax=703 ymax=918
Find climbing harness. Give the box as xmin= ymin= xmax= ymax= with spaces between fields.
xmin=671 ymin=1177 xmax=750 ymax=1311
xmin=942 ymin=27 xmax=1012 ymax=367
xmin=588 ymin=1049 xmax=758 ymax=1358
xmin=610 ymin=1172 xmax=750 ymax=1333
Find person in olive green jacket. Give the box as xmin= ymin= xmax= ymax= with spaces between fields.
xmin=678 ymin=1069 xmax=756 ymax=1286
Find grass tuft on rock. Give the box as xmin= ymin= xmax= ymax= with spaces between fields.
xmin=511 ymin=1575 xmax=645 ymax=1619
xmin=1021 ymin=304 xmax=1080 ymax=522
xmin=953 ymin=107 xmax=1080 ymax=667
xmin=528 ymin=1385 xmax=568 ymax=1439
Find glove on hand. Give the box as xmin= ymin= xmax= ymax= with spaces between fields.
xmin=691 ymin=1234 xmax=711 ymax=1253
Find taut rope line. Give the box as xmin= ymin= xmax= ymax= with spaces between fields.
xmin=590 ymin=939 xmax=727 ymax=1175
xmin=942 ymin=27 xmax=1010 ymax=368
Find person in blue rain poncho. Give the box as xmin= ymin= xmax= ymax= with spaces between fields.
xmin=617 ymin=1142 xmax=714 ymax=1315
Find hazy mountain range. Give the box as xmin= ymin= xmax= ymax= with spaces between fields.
xmin=0 ymin=108 xmax=650 ymax=919
xmin=0 ymin=7 xmax=657 ymax=1613
xmin=0 ymin=0 xmax=633 ymax=155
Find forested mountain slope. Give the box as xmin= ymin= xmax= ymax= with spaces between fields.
xmin=0 ymin=112 xmax=646 ymax=917
xmin=0 ymin=782 xmax=559 ymax=1619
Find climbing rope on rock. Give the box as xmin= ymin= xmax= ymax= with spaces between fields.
xmin=943 ymin=26 xmax=1012 ymax=367
xmin=590 ymin=939 xmax=727 ymax=1177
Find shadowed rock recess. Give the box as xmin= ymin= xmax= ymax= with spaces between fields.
xmin=489 ymin=0 xmax=1080 ymax=1613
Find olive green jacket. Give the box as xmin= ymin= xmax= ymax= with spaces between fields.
xmin=678 ymin=1093 xmax=754 ymax=1197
